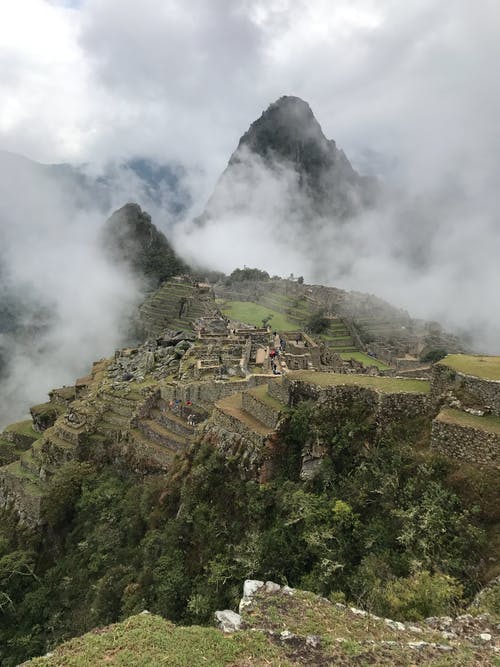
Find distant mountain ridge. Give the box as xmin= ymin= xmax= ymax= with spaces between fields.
xmin=0 ymin=150 xmax=191 ymax=217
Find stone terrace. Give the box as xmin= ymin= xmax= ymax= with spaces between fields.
xmin=430 ymin=355 xmax=500 ymax=467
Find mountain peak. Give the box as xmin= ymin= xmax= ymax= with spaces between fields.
xmin=233 ymin=95 xmax=332 ymax=169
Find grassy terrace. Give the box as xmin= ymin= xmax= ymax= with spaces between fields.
xmin=248 ymin=383 xmax=288 ymax=411
xmin=289 ymin=371 xmax=430 ymax=394
xmin=4 ymin=419 xmax=38 ymax=439
xmin=216 ymin=393 xmax=274 ymax=435
xmin=340 ymin=351 xmax=390 ymax=370
xmin=440 ymin=354 xmax=500 ymax=380
xmin=26 ymin=615 xmax=284 ymax=667
xmin=437 ymin=407 xmax=500 ymax=434
xmin=2 ymin=460 xmax=43 ymax=495
xmin=219 ymin=300 xmax=297 ymax=330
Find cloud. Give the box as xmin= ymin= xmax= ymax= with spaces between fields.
xmin=0 ymin=158 xmax=144 ymax=428
xmin=0 ymin=0 xmax=500 ymax=369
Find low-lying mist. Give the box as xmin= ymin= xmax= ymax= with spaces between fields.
xmin=174 ymin=148 xmax=500 ymax=354
xmin=0 ymin=156 xmax=184 ymax=430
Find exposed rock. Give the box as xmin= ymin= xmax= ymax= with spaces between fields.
xmin=214 ymin=610 xmax=242 ymax=633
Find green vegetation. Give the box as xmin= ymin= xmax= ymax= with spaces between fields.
xmin=339 ymin=351 xmax=390 ymax=370
xmin=421 ymin=348 xmax=448 ymax=363
xmin=0 ymin=390 xmax=493 ymax=665
xmin=440 ymin=354 xmax=500 ymax=380
xmin=219 ymin=300 xmax=297 ymax=330
xmin=102 ymin=203 xmax=188 ymax=288
xmin=290 ymin=370 xmax=430 ymax=393
xmin=438 ymin=407 xmax=500 ymax=434
xmin=227 ymin=267 xmax=270 ymax=282
xmin=27 ymin=615 xmax=283 ymax=667
xmin=306 ymin=309 xmax=330 ymax=334
xmin=4 ymin=420 xmax=38 ymax=440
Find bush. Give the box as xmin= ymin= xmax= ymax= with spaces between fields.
xmin=378 ymin=570 xmax=463 ymax=620
xmin=307 ymin=310 xmax=329 ymax=334
xmin=420 ymin=348 xmax=447 ymax=363
xmin=228 ymin=267 xmax=270 ymax=282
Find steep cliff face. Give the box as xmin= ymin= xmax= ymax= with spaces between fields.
xmin=199 ymin=95 xmax=377 ymax=226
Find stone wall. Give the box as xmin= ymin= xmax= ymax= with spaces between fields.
xmin=160 ymin=376 xmax=269 ymax=406
xmin=281 ymin=376 xmax=430 ymax=427
xmin=267 ymin=378 xmax=290 ymax=404
xmin=431 ymin=418 xmax=500 ymax=467
xmin=241 ymin=392 xmax=282 ymax=429
xmin=431 ymin=363 xmax=500 ymax=415
xmin=201 ymin=408 xmax=270 ymax=479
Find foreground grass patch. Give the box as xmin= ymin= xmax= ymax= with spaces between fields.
xmin=27 ymin=614 xmax=286 ymax=667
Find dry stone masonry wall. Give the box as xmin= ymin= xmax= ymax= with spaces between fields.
xmin=431 ymin=418 xmax=500 ymax=467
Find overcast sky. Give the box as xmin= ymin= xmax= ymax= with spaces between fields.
xmin=2 ymin=0 xmax=500 ymax=194
xmin=1 ymin=0 xmax=500 ymax=359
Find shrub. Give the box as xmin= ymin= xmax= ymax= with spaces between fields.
xmin=378 ymin=570 xmax=463 ymax=620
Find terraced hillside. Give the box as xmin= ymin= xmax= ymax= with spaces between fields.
xmin=139 ymin=279 xmax=218 ymax=337
xmin=216 ymin=280 xmax=367 ymax=361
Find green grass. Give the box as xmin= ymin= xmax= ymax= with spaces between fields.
xmin=289 ymin=371 xmax=430 ymax=394
xmin=26 ymin=614 xmax=287 ymax=667
xmin=340 ymin=351 xmax=391 ymax=370
xmin=24 ymin=592 xmax=499 ymax=667
xmin=220 ymin=300 xmax=297 ymax=330
xmin=4 ymin=419 xmax=38 ymax=439
xmin=440 ymin=354 xmax=500 ymax=380
xmin=438 ymin=407 xmax=500 ymax=434
xmin=248 ymin=383 xmax=288 ymax=411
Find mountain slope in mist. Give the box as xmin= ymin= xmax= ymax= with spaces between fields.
xmin=198 ymin=95 xmax=377 ymax=225
xmin=102 ymin=203 xmax=188 ymax=289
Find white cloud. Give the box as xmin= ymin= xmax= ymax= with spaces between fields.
xmin=0 ymin=0 xmax=499 ymax=372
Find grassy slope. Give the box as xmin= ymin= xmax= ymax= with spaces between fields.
xmin=290 ymin=371 xmax=430 ymax=394
xmin=26 ymin=614 xmax=285 ymax=667
xmin=440 ymin=354 xmax=500 ymax=380
xmin=26 ymin=590 xmax=499 ymax=667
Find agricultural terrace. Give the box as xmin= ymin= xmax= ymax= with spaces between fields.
xmin=439 ymin=354 xmax=500 ymax=381
xmin=339 ymin=351 xmax=390 ymax=370
xmin=437 ymin=407 xmax=500 ymax=435
xmin=218 ymin=300 xmax=297 ymax=330
xmin=289 ymin=371 xmax=430 ymax=394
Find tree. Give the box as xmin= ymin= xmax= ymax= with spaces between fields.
xmin=307 ymin=310 xmax=329 ymax=334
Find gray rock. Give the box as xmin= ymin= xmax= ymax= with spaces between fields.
xmin=243 ymin=580 xmax=265 ymax=598
xmin=306 ymin=635 xmax=321 ymax=648
xmin=214 ymin=610 xmax=242 ymax=633
xmin=264 ymin=581 xmax=281 ymax=593
xmin=385 ymin=618 xmax=406 ymax=631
